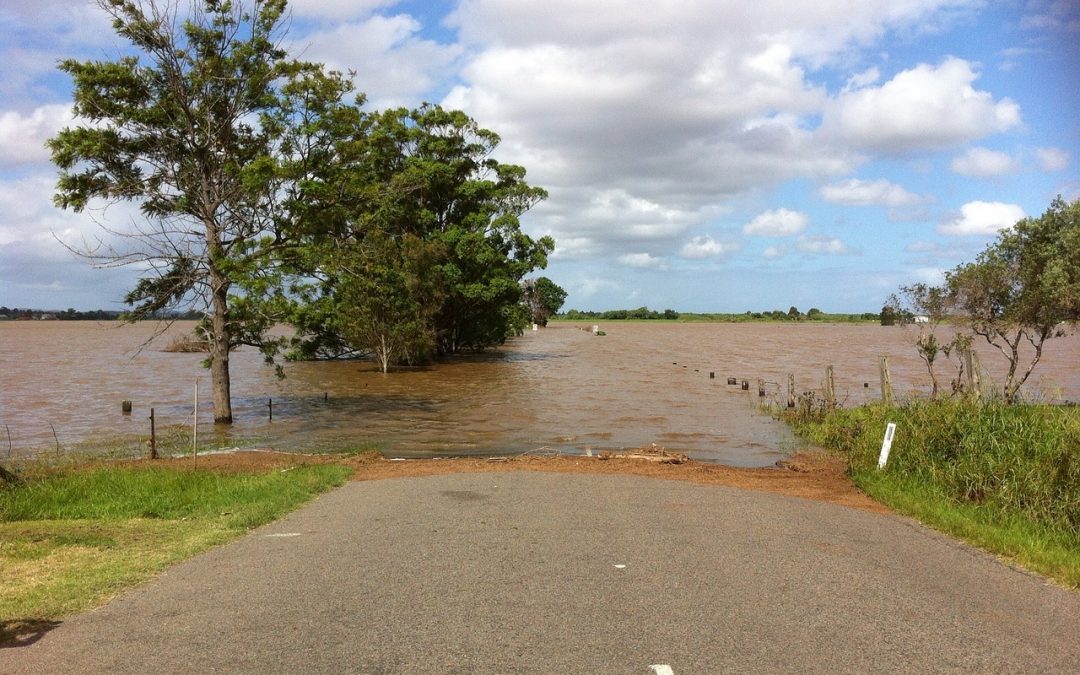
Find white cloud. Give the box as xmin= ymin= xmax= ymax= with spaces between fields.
xmin=843 ymin=67 xmax=881 ymax=91
xmin=295 ymin=14 xmax=463 ymax=109
xmin=288 ymin=0 xmax=394 ymax=20
xmin=616 ymin=253 xmax=669 ymax=270
xmin=950 ymin=147 xmax=1019 ymax=177
xmin=1035 ymin=147 xmax=1069 ymax=172
xmin=680 ymin=235 xmax=740 ymax=259
xmin=797 ymin=235 xmax=855 ymax=255
xmin=572 ymin=276 xmax=622 ymax=300
xmin=762 ymin=246 xmax=786 ymax=259
xmin=1020 ymin=1 xmax=1080 ymax=32
xmin=0 ymin=105 xmax=73 ymax=167
xmin=0 ymin=2 xmax=119 ymax=108
xmin=937 ymin=201 xmax=1026 ymax=236
xmin=819 ymin=178 xmax=925 ymax=206
xmin=743 ymin=209 xmax=809 ymax=237
xmin=912 ymin=267 xmax=947 ymax=285
xmin=823 ymin=58 xmax=1021 ymax=153
xmin=439 ymin=1 xmax=979 ymax=261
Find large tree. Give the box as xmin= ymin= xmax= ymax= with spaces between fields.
xmin=49 ymin=0 xmax=322 ymax=423
xmin=284 ymin=103 xmax=553 ymax=362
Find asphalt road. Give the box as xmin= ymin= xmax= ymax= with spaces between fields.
xmin=3 ymin=472 xmax=1079 ymax=673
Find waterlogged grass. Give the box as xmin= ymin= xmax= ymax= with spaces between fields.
xmin=0 ymin=462 xmax=350 ymax=639
xmin=788 ymin=399 xmax=1080 ymax=587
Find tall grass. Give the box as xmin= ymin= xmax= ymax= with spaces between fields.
xmin=787 ymin=399 xmax=1080 ymax=586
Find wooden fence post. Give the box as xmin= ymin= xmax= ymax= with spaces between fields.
xmin=879 ymin=356 xmax=894 ymax=406
xmin=824 ymin=365 xmax=836 ymax=408
xmin=963 ymin=348 xmax=982 ymax=401
xmin=787 ymin=373 xmax=796 ymax=408
xmin=149 ymin=408 xmax=157 ymax=460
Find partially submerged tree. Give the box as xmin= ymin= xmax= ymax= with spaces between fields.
xmin=285 ymin=104 xmax=552 ymax=362
xmin=49 ymin=0 xmax=308 ymax=423
xmin=333 ymin=234 xmax=444 ymax=373
xmin=523 ymin=277 xmax=568 ymax=326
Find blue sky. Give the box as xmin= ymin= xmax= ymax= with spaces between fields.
xmin=1 ymin=0 xmax=1077 ymax=312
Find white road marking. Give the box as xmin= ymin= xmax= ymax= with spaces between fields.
xmin=264 ymin=533 xmax=302 ymax=538
xmin=649 ymin=665 xmax=674 ymax=675
xmin=613 ymin=564 xmax=627 ymax=569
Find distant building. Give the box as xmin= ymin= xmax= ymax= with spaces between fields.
xmin=913 ymin=315 xmax=930 ymax=323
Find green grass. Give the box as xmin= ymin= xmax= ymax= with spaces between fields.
xmin=0 ymin=462 xmax=351 ymax=640
xmin=785 ymin=398 xmax=1080 ymax=587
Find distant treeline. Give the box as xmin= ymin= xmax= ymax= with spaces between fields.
xmin=0 ymin=307 xmax=202 ymax=321
xmin=557 ymin=306 xmax=879 ymax=322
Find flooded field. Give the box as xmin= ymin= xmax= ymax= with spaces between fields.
xmin=1 ymin=321 xmax=1077 ymax=466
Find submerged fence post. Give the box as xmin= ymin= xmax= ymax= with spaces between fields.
xmin=149 ymin=408 xmax=157 ymax=460
xmin=824 ymin=365 xmax=836 ymax=408
xmin=787 ymin=373 xmax=796 ymax=408
xmin=757 ymin=378 xmax=766 ymax=398
xmin=879 ymin=356 xmax=894 ymax=407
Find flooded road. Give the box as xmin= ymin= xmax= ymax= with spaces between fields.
xmin=1 ymin=321 xmax=1077 ymax=466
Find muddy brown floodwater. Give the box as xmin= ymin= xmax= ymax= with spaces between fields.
xmin=1 ymin=321 xmax=1078 ymax=466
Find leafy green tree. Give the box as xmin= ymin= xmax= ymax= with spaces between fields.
xmin=879 ymin=304 xmax=900 ymax=326
xmin=398 ymin=105 xmax=552 ymax=352
xmin=284 ymin=103 xmax=552 ymax=360
xmin=48 ymin=0 xmax=322 ymax=423
xmin=333 ymin=234 xmax=444 ymax=372
xmin=943 ymin=197 xmax=1080 ymax=401
xmin=523 ymin=277 xmax=568 ymax=326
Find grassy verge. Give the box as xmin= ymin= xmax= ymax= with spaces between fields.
xmin=784 ymin=398 xmax=1080 ymax=588
xmin=0 ymin=461 xmax=351 ymax=642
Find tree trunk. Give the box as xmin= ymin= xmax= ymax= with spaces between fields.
xmin=377 ymin=334 xmax=391 ymax=373
xmin=1003 ymin=334 xmax=1022 ymax=404
xmin=209 ymin=266 xmax=233 ymax=424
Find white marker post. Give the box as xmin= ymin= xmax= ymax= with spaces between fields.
xmin=877 ymin=422 xmax=896 ymax=469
